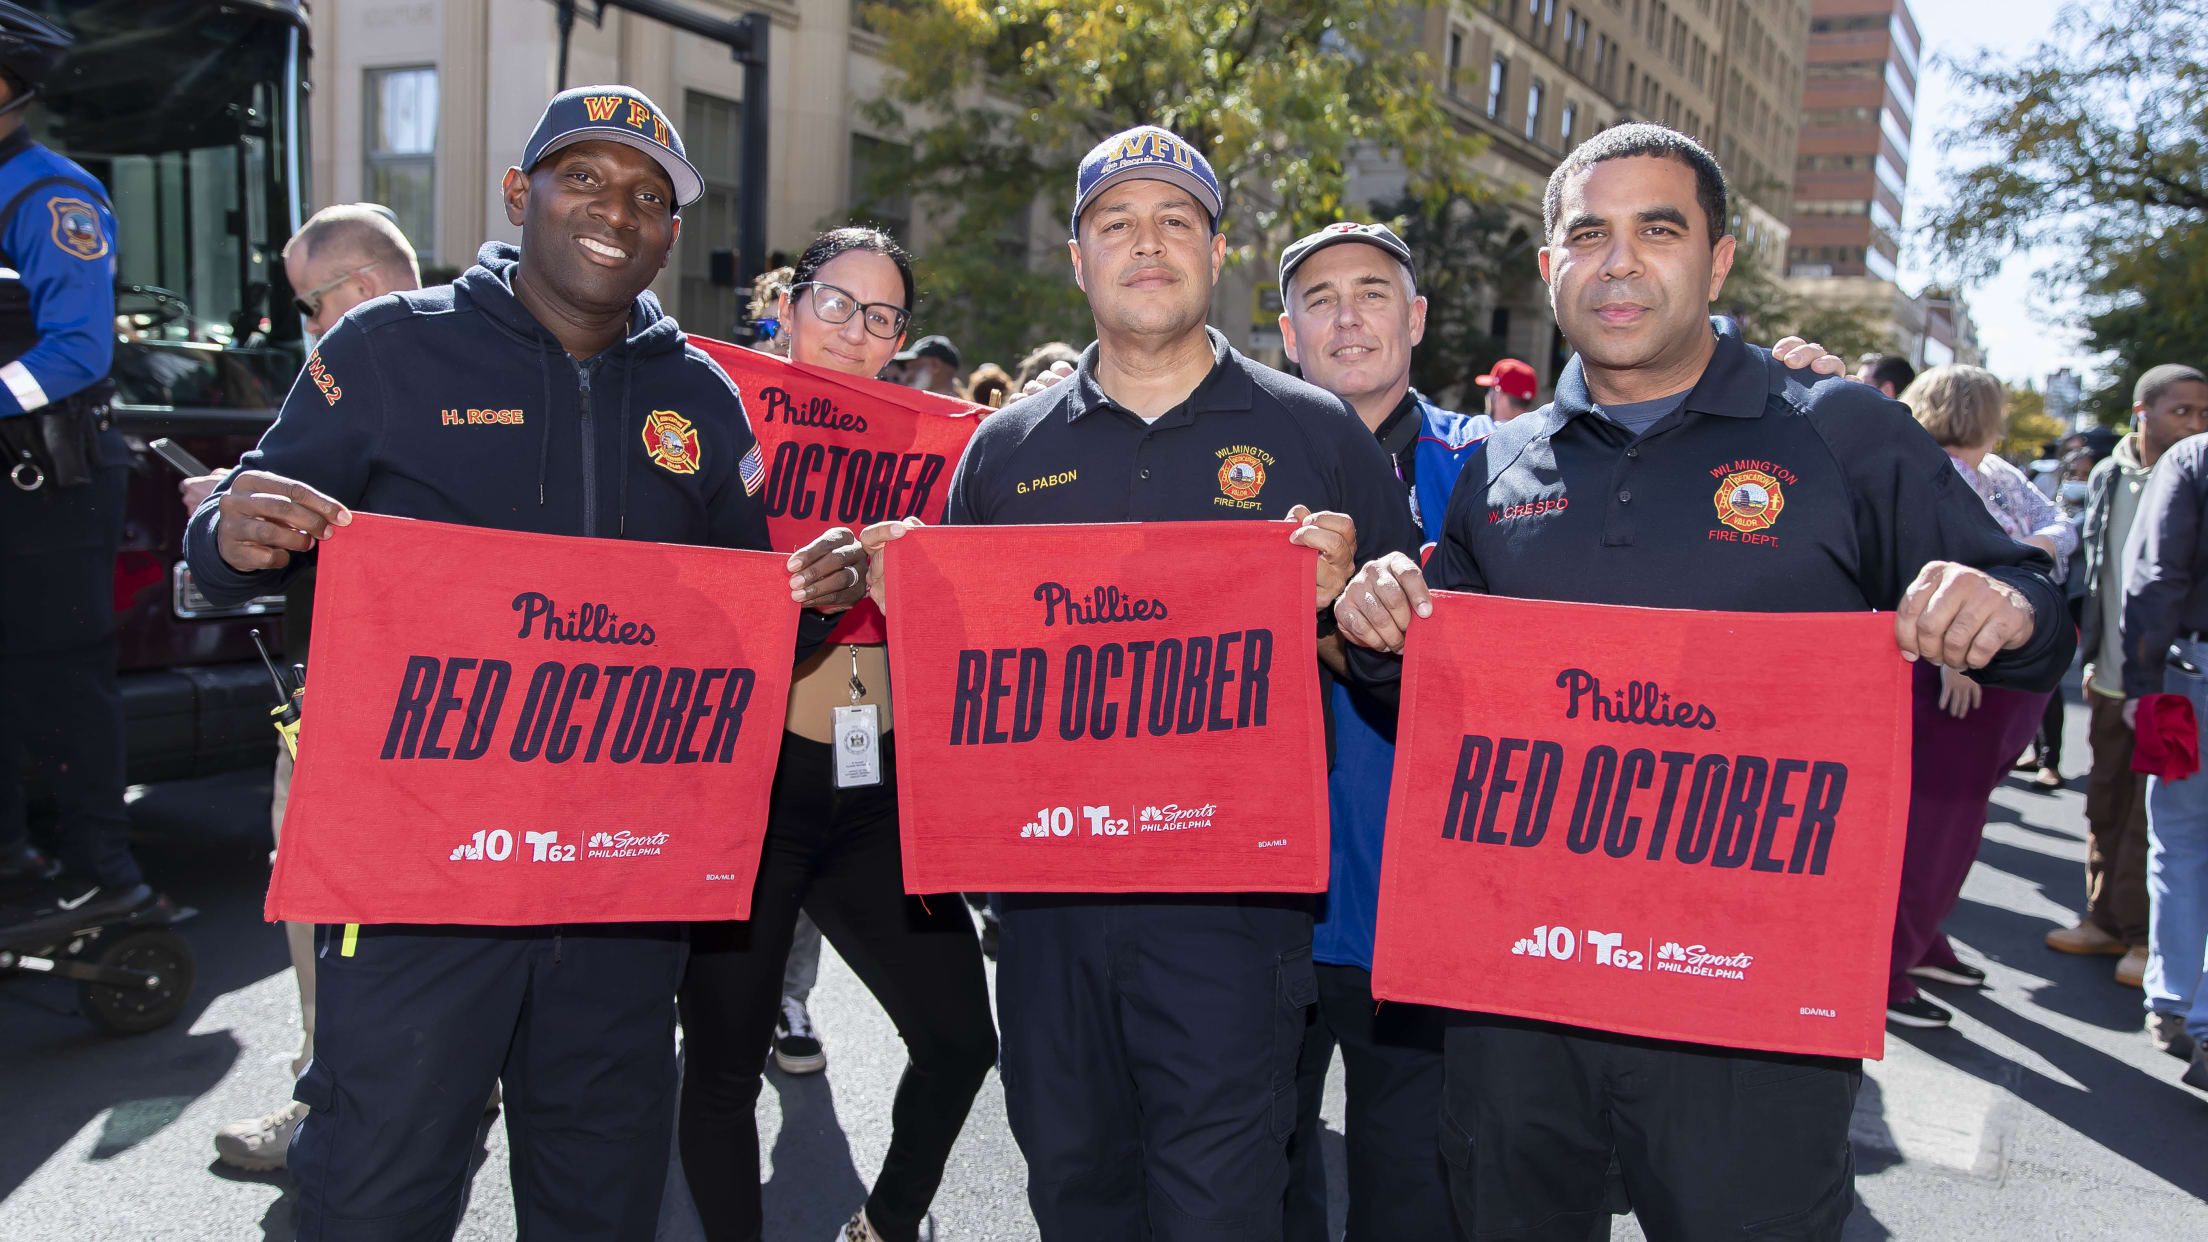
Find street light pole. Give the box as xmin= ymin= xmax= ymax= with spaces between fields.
xmin=549 ymin=0 xmax=772 ymax=287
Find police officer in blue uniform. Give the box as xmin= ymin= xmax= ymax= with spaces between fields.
xmin=0 ymin=3 xmax=164 ymax=938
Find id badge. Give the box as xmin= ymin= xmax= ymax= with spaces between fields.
xmin=832 ymin=704 xmax=883 ymax=788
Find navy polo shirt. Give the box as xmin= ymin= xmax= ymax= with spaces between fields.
xmin=1347 ymin=321 xmax=2073 ymax=694
xmin=944 ymin=328 xmax=1419 ymax=573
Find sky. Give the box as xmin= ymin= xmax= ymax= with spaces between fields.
xmin=1892 ymin=0 xmax=2092 ymax=386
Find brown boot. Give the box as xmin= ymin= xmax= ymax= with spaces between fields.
xmin=2044 ymin=921 xmax=2127 ymax=956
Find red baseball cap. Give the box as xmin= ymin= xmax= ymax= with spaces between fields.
xmin=1475 ymin=358 xmax=1537 ymax=402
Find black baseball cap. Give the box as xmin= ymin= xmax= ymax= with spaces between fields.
xmin=520 ymin=85 xmax=702 ymax=208
xmin=1277 ymin=222 xmax=1417 ymax=295
xmin=894 ymin=335 xmax=960 ymax=369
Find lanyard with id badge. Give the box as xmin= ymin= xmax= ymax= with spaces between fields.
xmin=833 ymin=645 xmax=882 ymax=788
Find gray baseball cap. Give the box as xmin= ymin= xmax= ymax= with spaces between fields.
xmin=1277 ymin=222 xmax=1416 ymax=295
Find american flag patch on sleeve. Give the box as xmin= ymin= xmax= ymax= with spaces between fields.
xmin=740 ymin=443 xmax=766 ymax=496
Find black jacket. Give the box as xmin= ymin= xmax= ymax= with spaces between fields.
xmin=186 ymin=242 xmax=832 ymax=652
xmin=1347 ymin=322 xmax=2073 ymax=697
xmin=2121 ymin=432 xmax=2208 ymax=698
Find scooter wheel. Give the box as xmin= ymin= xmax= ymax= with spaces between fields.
xmin=78 ymin=927 xmax=195 ymax=1035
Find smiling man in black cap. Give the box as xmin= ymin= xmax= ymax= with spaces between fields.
xmin=185 ymin=85 xmax=865 ymax=1242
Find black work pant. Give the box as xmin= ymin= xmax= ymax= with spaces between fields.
xmin=997 ymin=891 xmax=1314 ymax=1242
xmin=1285 ymin=963 xmax=1462 ymax=1241
xmin=0 ymin=461 xmax=138 ymax=888
xmin=290 ymin=922 xmax=686 ymax=1242
xmin=677 ymin=733 xmax=996 ymax=1242
xmin=1442 ymin=1017 xmax=1859 ymax=1241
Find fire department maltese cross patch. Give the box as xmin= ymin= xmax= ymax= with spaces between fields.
xmin=642 ymin=409 xmax=701 ymax=475
xmin=49 ymin=197 xmax=108 ymax=261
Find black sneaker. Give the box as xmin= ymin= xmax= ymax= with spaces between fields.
xmin=773 ymin=996 xmax=827 ymax=1075
xmin=1907 ymin=961 xmax=1987 ymax=988
xmin=1886 ymin=996 xmax=1952 ymax=1028
xmin=0 ymin=878 xmax=158 ymax=944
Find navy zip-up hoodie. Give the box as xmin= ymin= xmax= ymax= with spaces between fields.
xmin=187 ymin=242 xmax=832 ymax=653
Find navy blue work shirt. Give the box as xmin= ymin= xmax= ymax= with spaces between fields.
xmin=1347 ymin=321 xmax=2074 ymax=694
xmin=944 ymin=327 xmax=1420 ymax=576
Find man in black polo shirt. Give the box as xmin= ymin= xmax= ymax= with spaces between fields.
xmin=867 ymin=125 xmax=1418 ymax=1242
xmin=1332 ymin=124 xmax=2071 ymax=1240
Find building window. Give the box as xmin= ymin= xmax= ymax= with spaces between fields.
xmin=1448 ymin=30 xmax=1465 ymax=96
xmin=1526 ymin=79 xmax=1544 ymax=141
xmin=364 ymin=66 xmax=437 ymax=258
xmin=1487 ymin=56 xmax=1508 ymax=120
xmin=677 ymin=90 xmax=742 ymax=336
xmin=1560 ymin=101 xmax=1577 ymax=150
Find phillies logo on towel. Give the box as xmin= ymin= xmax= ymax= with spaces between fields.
xmin=695 ymin=338 xmax=985 ymax=644
xmin=1371 ymin=593 xmax=1912 ymax=1059
xmin=267 ymin=514 xmax=799 ymax=925
xmin=883 ymin=522 xmax=1328 ymax=894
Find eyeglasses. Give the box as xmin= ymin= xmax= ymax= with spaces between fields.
xmin=791 ymin=281 xmax=910 ymax=340
xmin=292 ymin=261 xmax=382 ymax=320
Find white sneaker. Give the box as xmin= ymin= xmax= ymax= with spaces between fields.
xmin=774 ymin=995 xmax=827 ymax=1074
xmin=213 ymin=1100 xmax=308 ymax=1171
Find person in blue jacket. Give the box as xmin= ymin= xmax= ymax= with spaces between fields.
xmin=1274 ymin=221 xmax=1485 ymax=1242
xmin=0 ymin=3 xmax=166 ymax=939
xmin=184 ymin=86 xmax=866 ymax=1241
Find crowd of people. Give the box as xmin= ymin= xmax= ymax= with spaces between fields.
xmin=1 ymin=41 xmax=2201 ymax=1242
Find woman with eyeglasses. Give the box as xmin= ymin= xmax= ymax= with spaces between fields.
xmin=679 ymin=227 xmax=996 ymax=1242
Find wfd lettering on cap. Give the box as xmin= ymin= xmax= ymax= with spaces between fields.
xmin=579 ymin=95 xmax=670 ymax=147
xmin=1104 ymin=130 xmax=1198 ymax=173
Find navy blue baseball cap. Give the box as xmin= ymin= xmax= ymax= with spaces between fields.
xmin=1070 ymin=125 xmax=1223 ymax=235
xmin=520 ymin=85 xmax=703 ymax=208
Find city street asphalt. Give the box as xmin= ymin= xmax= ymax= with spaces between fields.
xmin=3 ymin=687 xmax=2205 ymax=1240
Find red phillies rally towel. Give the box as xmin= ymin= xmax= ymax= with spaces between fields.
xmin=267 ymin=513 xmax=799 ymax=925
xmin=2131 ymin=692 xmax=2201 ymax=781
xmin=1372 ymin=593 xmax=1914 ymax=1060
xmin=884 ymin=522 xmax=1328 ymax=894
xmin=694 ymin=338 xmax=984 ymax=643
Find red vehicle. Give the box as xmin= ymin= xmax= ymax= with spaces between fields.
xmin=35 ymin=0 xmax=309 ymax=782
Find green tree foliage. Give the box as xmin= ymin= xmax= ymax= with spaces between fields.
xmin=1999 ymin=381 xmax=2066 ymax=461
xmin=1369 ymin=193 xmax=1537 ymax=404
xmin=1714 ymin=238 xmax=1894 ymax=362
xmin=854 ymin=0 xmax=1489 ymax=366
xmin=1924 ymin=0 xmax=2208 ymax=419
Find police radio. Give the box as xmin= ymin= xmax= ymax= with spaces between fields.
xmin=251 ymin=628 xmax=303 ymax=759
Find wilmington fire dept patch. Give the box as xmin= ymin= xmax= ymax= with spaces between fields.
xmin=49 ymin=197 xmax=107 ymax=261
xmin=1713 ymin=467 xmax=1786 ymax=533
xmin=643 ymin=409 xmax=702 ymax=475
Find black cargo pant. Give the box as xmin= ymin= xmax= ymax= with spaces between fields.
xmin=1285 ymin=963 xmax=1462 ymax=1241
xmin=1442 ymin=1016 xmax=1859 ymax=1241
xmin=290 ymin=923 xmax=685 ymax=1242
xmin=997 ymin=892 xmax=1315 ymax=1242
xmin=0 ymin=457 xmax=139 ymax=889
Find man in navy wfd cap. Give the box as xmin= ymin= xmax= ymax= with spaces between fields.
xmin=864 ymin=121 xmax=1418 ymax=1242
xmin=188 ymin=82 xmax=869 ymax=1242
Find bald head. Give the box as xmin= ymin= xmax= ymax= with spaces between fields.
xmin=284 ymin=204 xmax=423 ymax=334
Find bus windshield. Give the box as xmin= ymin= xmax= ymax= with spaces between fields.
xmin=28 ymin=0 xmax=307 ymax=412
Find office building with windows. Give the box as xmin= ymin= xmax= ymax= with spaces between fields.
xmin=1407 ymin=0 xmax=1811 ymax=390
xmin=306 ymin=0 xmax=934 ymax=340
xmin=1783 ymin=0 xmax=1979 ymax=368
